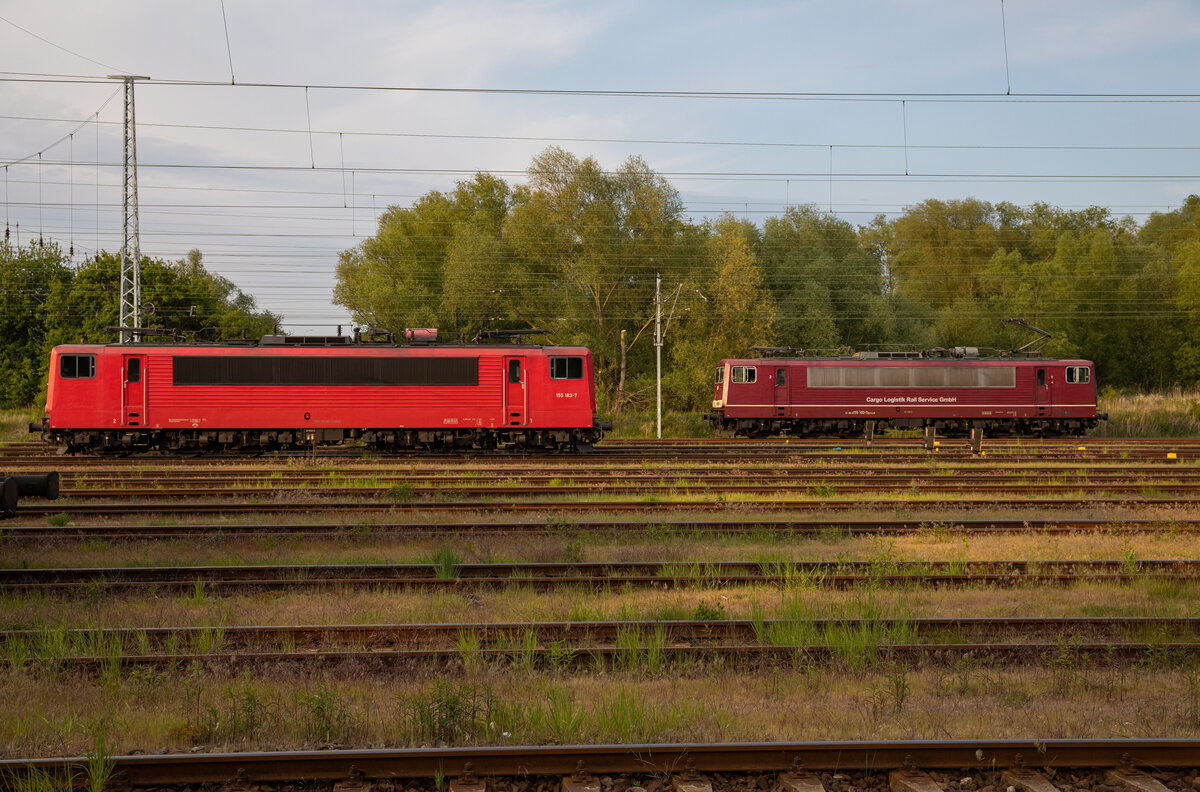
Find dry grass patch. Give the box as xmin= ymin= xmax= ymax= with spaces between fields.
xmin=5 ymin=579 xmax=1198 ymax=632
xmin=4 ymin=662 xmax=1200 ymax=758
xmin=1095 ymin=387 xmax=1200 ymax=437
xmin=8 ymin=518 xmax=1200 ymax=570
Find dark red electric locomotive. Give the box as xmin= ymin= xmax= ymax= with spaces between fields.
xmin=709 ymin=343 xmax=1105 ymax=439
xmin=35 ymin=329 xmax=608 ymax=453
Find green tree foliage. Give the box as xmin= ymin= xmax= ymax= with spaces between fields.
xmin=0 ymin=240 xmax=74 ymax=406
xmin=505 ymin=147 xmax=687 ymax=408
xmin=334 ymin=173 xmax=519 ymax=340
xmin=0 ymin=243 xmax=278 ymax=407
xmin=333 ymin=171 xmax=1200 ymax=401
xmin=334 ymin=190 xmax=457 ymax=332
xmin=666 ymin=216 xmax=776 ymax=410
xmin=758 ymin=205 xmax=889 ymax=349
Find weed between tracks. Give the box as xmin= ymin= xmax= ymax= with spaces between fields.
xmin=7 ymin=441 xmax=1200 ymax=755
xmin=5 ymin=660 xmax=1200 ymax=755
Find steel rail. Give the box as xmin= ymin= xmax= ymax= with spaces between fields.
xmin=42 ymin=481 xmax=1200 ymax=500
xmin=17 ymin=642 xmax=1200 ymax=672
xmin=8 ymin=457 xmax=1196 ymax=473
xmin=48 ymin=472 xmax=1200 ymax=487
xmin=5 ymin=444 xmax=1198 ymax=462
xmin=4 ymin=516 xmax=1196 ymax=540
xmin=6 ymin=616 xmax=1194 ymax=650
xmin=13 ymin=494 xmax=1200 ymax=517
xmin=4 ymin=739 xmax=1200 ymax=785
xmin=3 ymin=559 xmax=1197 ymax=592
xmin=6 ymin=444 xmax=1200 ymax=465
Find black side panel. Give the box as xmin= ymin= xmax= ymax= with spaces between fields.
xmin=173 ymin=356 xmax=479 ymax=387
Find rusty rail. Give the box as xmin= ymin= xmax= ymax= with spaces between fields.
xmin=3 ymin=559 xmax=1197 ymax=592
xmin=4 ymin=740 xmax=1200 ymax=787
xmin=3 ymin=517 xmax=1196 ymax=541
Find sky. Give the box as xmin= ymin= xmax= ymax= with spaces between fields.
xmin=3 ymin=0 xmax=1200 ymax=334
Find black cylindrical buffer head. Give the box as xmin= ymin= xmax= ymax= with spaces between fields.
xmin=10 ymin=472 xmax=60 ymax=500
xmin=1 ymin=477 xmax=17 ymax=514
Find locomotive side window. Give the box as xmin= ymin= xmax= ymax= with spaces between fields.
xmin=59 ymin=354 xmax=96 ymax=379
xmin=731 ymin=366 xmax=756 ymax=384
xmin=508 ymin=360 xmax=522 ymax=384
xmin=550 ymin=356 xmax=584 ymax=380
xmin=1036 ymin=369 xmax=1046 ymax=387
xmin=127 ymin=359 xmax=141 ymax=383
xmin=776 ymin=369 xmax=786 ymax=386
xmin=946 ymin=368 xmax=976 ymax=387
xmin=810 ymin=366 xmax=1017 ymax=388
xmin=715 ymin=367 xmax=724 ymax=384
xmin=978 ymin=368 xmax=1016 ymax=387
xmin=808 ymin=368 xmax=840 ymax=387
xmin=845 ymin=367 xmax=875 ymax=387
xmin=912 ymin=368 xmax=947 ymax=387
xmin=1066 ymin=366 xmax=1091 ymax=384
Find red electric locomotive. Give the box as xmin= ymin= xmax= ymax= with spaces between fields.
xmin=35 ymin=329 xmax=608 ymax=453
xmin=708 ymin=346 xmax=1105 ymax=438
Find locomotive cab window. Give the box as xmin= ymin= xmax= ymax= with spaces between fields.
xmin=126 ymin=358 xmax=141 ymax=383
xmin=507 ymin=360 xmax=522 ymax=384
xmin=550 ymin=356 xmax=584 ymax=380
xmin=1066 ymin=366 xmax=1091 ymax=384
xmin=59 ymin=354 xmax=95 ymax=379
xmin=715 ymin=367 xmax=724 ymax=384
xmin=731 ymin=366 xmax=756 ymax=384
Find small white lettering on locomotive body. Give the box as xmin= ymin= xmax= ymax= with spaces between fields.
xmin=866 ymin=396 xmax=957 ymax=405
xmin=556 ymin=392 xmax=579 ymax=399
xmin=443 ymin=418 xmax=459 ymax=425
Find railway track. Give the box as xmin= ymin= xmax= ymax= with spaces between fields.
xmin=33 ymin=484 xmax=1200 ymax=501
xmin=3 ymin=740 xmax=1198 ymax=787
xmin=4 ymin=435 xmax=1200 ymax=464
xmin=35 ymin=470 xmax=1200 ymax=488
xmin=9 ymin=494 xmax=1200 ymax=518
xmin=6 ymin=438 xmax=1199 ymax=763
xmin=8 ymin=615 xmax=1196 ymax=653
xmin=4 ymin=516 xmax=1196 ymax=540
xmin=9 ymin=639 xmax=1198 ymax=670
xmin=3 ymin=558 xmax=1195 ymax=592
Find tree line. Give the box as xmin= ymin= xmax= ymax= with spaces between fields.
xmin=0 ymin=246 xmax=278 ymax=407
xmin=5 ymin=145 xmax=1199 ymax=412
xmin=335 ymin=147 xmax=1200 ymax=410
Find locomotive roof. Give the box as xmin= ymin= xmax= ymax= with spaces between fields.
xmin=721 ymin=353 xmax=1092 ymax=363
xmin=53 ymin=342 xmax=591 ymax=352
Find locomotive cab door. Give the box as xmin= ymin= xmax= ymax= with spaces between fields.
xmin=774 ymin=367 xmax=788 ymax=416
xmin=123 ymin=354 xmax=148 ymax=427
xmin=1034 ymin=367 xmax=1049 ymax=416
xmin=504 ymin=357 xmax=526 ymax=426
